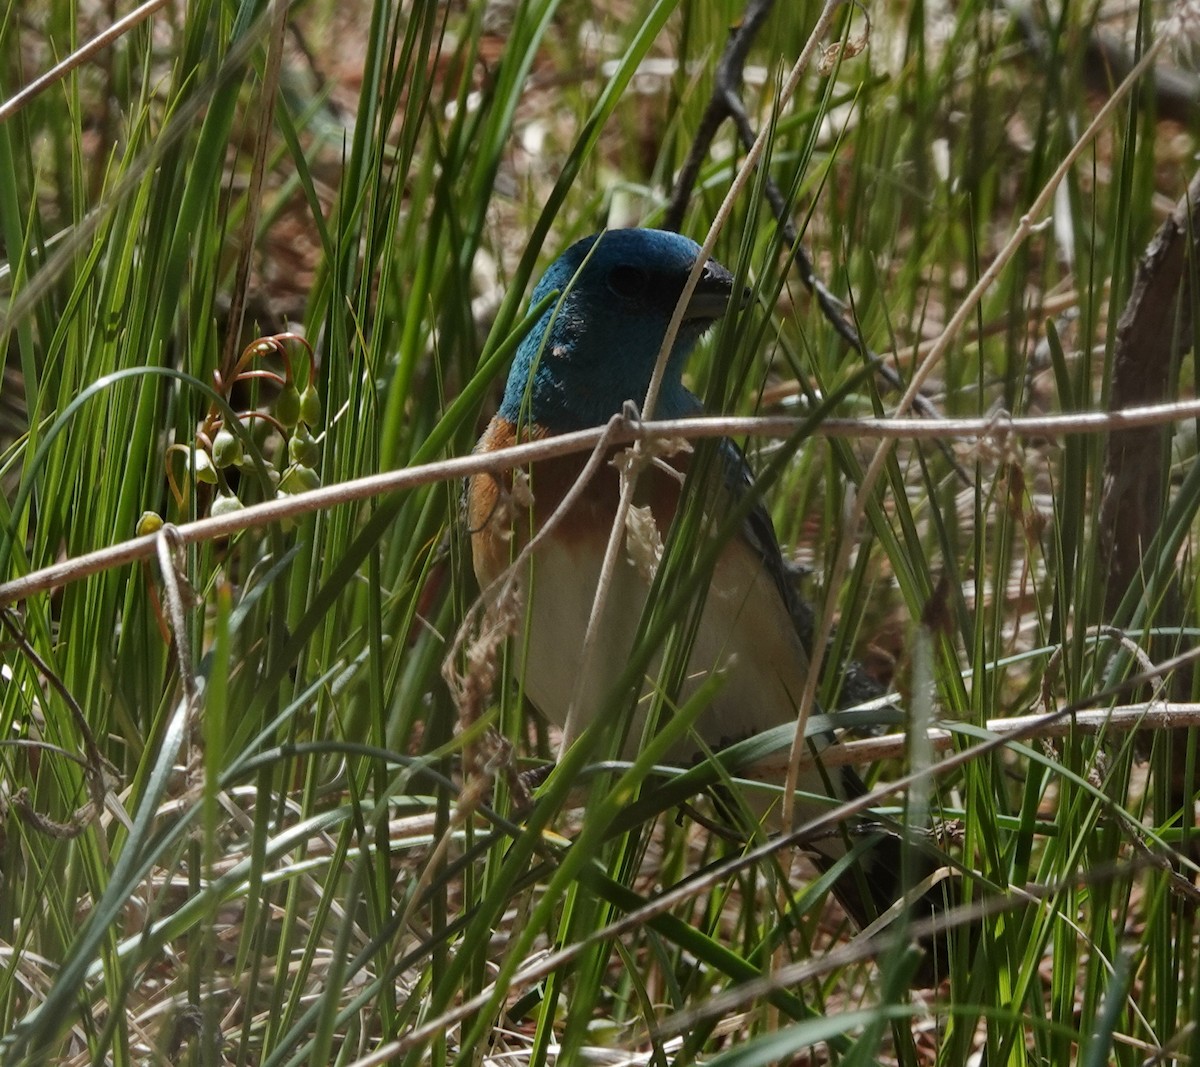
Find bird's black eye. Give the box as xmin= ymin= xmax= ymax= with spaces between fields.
xmin=608 ymin=264 xmax=649 ymax=299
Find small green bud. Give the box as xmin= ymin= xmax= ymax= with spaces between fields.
xmin=279 ymin=463 xmax=320 ymax=494
xmin=232 ymin=454 xmax=279 ymax=488
xmin=192 ymin=448 xmax=218 ymax=485
xmin=299 ymin=384 xmax=322 ymax=427
xmin=276 ymin=382 xmax=301 ymax=428
xmin=136 ymin=511 xmax=164 ymax=536
xmin=211 ymin=492 xmax=245 ymax=517
xmin=212 ymin=428 xmax=243 ymax=468
xmin=288 ymin=425 xmax=319 ymax=467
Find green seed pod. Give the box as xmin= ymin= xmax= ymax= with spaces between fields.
xmin=280 ymin=463 xmax=321 ymax=494
xmin=233 ymin=454 xmax=280 ymax=488
xmin=276 ymin=382 xmax=301 ymax=428
xmin=299 ymin=384 xmax=322 ymax=427
xmin=212 ymin=428 xmax=243 ymax=468
xmin=211 ymin=492 xmax=245 ymax=517
xmin=289 ymin=425 xmax=319 ymax=467
xmin=136 ymin=511 xmax=164 ymax=536
xmin=192 ymin=448 xmax=218 ymax=485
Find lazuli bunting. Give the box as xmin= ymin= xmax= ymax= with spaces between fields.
xmin=469 ymin=228 xmax=949 ymax=969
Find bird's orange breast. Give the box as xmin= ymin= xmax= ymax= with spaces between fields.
xmin=468 ymin=416 xmax=687 ymax=590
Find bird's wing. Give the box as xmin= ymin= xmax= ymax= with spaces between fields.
xmin=716 ymin=437 xmax=817 ymax=647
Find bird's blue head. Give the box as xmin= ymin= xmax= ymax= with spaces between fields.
xmin=498 ymin=229 xmax=738 ymax=432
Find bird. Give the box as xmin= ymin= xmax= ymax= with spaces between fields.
xmin=468 ymin=227 xmax=954 ymax=977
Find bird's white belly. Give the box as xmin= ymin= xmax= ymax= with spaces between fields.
xmin=516 ymin=532 xmax=812 ymax=767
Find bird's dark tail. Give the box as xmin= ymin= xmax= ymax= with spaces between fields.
xmin=710 ymin=731 xmax=965 ymax=984
xmin=813 ymin=817 xmax=961 ymax=987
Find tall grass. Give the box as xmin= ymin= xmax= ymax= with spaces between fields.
xmin=0 ymin=0 xmax=1197 ymax=1063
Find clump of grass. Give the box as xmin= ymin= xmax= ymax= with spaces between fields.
xmin=0 ymin=0 xmax=1198 ymax=1064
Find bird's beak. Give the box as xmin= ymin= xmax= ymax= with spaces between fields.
xmin=684 ymin=257 xmax=751 ymax=320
